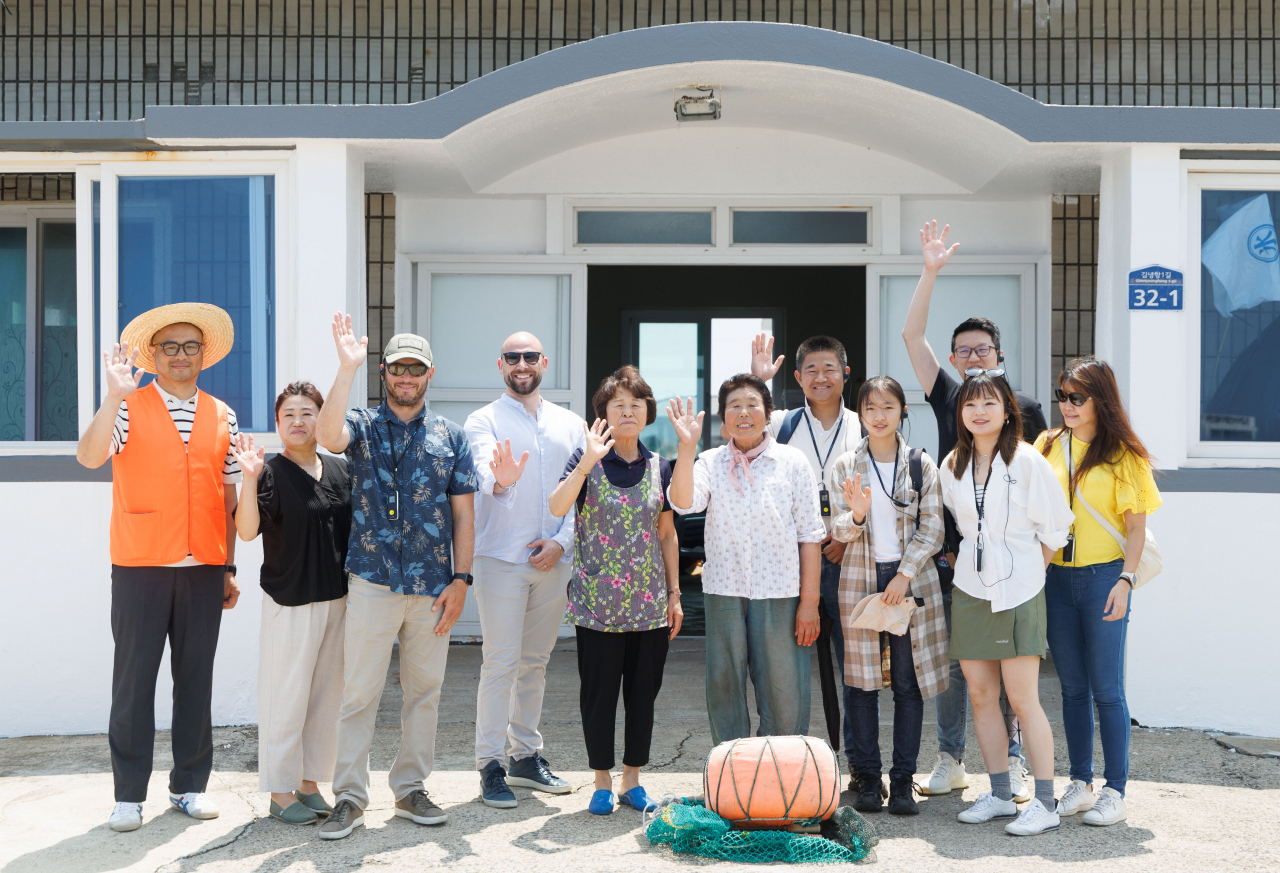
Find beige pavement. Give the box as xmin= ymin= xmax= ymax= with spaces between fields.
xmin=2 ymin=640 xmax=1278 ymax=872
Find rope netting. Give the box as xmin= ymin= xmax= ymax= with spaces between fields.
xmin=645 ymin=797 xmax=877 ymax=864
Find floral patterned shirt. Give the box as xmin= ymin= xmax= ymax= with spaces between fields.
xmin=344 ymin=403 xmax=478 ymax=596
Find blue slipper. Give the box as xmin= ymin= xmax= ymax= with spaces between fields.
xmin=589 ymin=789 xmax=616 ymax=815
xmin=618 ymin=786 xmax=658 ymax=812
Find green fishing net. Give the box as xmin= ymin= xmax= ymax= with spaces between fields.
xmin=645 ymin=797 xmax=877 ymax=864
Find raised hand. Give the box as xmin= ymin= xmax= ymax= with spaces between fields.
xmin=666 ymin=397 xmax=704 ymax=447
xmin=581 ymin=419 xmax=615 ymax=467
xmin=490 ymin=438 xmax=530 ymax=488
xmin=751 ymin=333 xmax=785 ymax=381
xmin=920 ymin=220 xmax=960 ymax=272
xmin=841 ymin=472 xmax=872 ymax=521
xmin=332 ymin=312 xmax=369 ymax=372
xmin=104 ymin=343 xmax=144 ymax=401
xmin=235 ymin=433 xmax=266 ymax=479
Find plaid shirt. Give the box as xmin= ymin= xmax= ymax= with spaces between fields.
xmin=830 ymin=435 xmax=949 ymax=699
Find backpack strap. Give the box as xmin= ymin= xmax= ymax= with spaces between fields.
xmin=775 ymin=407 xmax=806 ymax=445
xmin=908 ymin=447 xmax=924 ymax=528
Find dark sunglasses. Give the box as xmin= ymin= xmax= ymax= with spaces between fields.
xmin=1054 ymin=388 xmax=1089 ymax=407
xmin=385 ymin=361 xmax=429 ymax=377
xmin=503 ymin=351 xmax=543 ymax=366
xmin=153 ymin=341 xmax=204 ymax=357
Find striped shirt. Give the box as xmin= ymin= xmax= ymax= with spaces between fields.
xmin=111 ymin=382 xmax=242 ymax=485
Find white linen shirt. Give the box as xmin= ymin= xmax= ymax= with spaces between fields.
xmin=939 ymin=442 xmax=1074 ymax=612
xmin=465 ymin=393 xmax=584 ymax=565
xmin=669 ymin=440 xmax=827 ymax=600
xmin=768 ymin=402 xmax=862 ymax=535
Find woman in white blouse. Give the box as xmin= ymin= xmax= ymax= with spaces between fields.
xmin=939 ymin=374 xmax=1073 ymax=837
xmin=667 ymin=374 xmax=826 ymax=745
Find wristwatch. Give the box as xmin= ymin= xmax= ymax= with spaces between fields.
xmin=1118 ymin=572 xmax=1136 ymax=587
xmin=225 ymin=564 xmax=237 ymax=575
xmin=452 ymin=572 xmax=474 ymax=587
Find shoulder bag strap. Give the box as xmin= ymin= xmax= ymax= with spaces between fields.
xmin=1060 ymin=432 xmax=1127 ymax=552
xmin=776 ymin=407 xmax=806 ymax=445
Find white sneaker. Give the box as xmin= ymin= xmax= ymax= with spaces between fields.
xmin=957 ymin=792 xmax=1018 ymax=823
xmin=1082 ymin=787 xmax=1127 ymax=826
xmin=169 ymin=792 xmax=220 ymax=819
xmin=1056 ymin=779 xmax=1097 ymax=815
xmin=1005 ymin=798 xmax=1061 ymax=836
xmin=109 ymin=802 xmax=143 ymax=832
xmin=919 ymin=752 xmax=969 ymax=795
xmin=1009 ymin=756 xmax=1032 ymax=803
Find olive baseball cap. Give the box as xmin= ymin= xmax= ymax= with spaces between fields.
xmin=382 ymin=333 xmax=433 ymax=366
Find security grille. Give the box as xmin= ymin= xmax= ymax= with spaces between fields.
xmin=1050 ymin=194 xmax=1100 ymax=427
xmin=2 ymin=1 xmax=1276 ymax=121
xmin=365 ymin=192 xmax=396 ymax=407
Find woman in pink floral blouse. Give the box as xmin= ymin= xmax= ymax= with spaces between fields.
xmin=549 ymin=366 xmax=682 ymax=816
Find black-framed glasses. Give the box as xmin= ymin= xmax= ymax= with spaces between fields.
xmin=1055 ymin=388 xmax=1090 ymax=407
xmin=386 ymin=361 xmax=429 ymax=377
xmin=954 ymin=344 xmax=996 ymax=360
xmin=153 ymin=341 xmax=204 ymax=357
xmin=502 ymin=351 xmax=543 ymax=366
xmin=964 ymin=367 xmax=1006 ymax=378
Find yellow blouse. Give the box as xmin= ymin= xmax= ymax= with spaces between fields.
xmin=1035 ymin=431 xmax=1162 ymax=567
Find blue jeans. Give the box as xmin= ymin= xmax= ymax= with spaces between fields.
xmin=819 ymin=556 xmax=856 ymax=764
xmin=936 ymin=590 xmax=1024 ymax=761
xmin=847 ymin=561 xmax=924 ymax=782
xmin=704 ymin=593 xmax=811 ymax=745
xmin=1045 ymin=559 xmax=1131 ymax=795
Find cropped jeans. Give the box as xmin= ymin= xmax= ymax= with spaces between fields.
xmin=1045 ymin=559 xmax=1131 ymax=796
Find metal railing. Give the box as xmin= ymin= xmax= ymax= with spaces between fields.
xmin=2 ymin=1 xmax=1277 ymax=121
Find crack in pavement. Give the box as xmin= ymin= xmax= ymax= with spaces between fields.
xmin=646 ymin=731 xmax=695 ymax=771
xmin=155 ymin=773 xmax=261 ymax=873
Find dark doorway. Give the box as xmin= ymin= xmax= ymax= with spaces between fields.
xmin=587 ymin=265 xmax=866 ymax=634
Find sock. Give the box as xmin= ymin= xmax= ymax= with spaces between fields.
xmin=988 ymin=771 xmax=1012 ymax=802
xmin=1035 ymin=779 xmax=1056 ymax=807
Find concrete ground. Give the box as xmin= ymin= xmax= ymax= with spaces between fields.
xmin=2 ymin=639 xmax=1278 ymax=873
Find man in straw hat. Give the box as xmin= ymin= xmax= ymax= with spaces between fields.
xmin=76 ymin=303 xmax=243 ymax=834
xmin=314 ymin=314 xmax=477 ymax=840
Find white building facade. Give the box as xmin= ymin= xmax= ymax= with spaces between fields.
xmin=1 ymin=20 xmax=1278 ymax=738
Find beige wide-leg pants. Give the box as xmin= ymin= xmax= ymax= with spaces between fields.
xmin=332 ymin=576 xmax=451 ymax=810
xmin=257 ymin=595 xmax=346 ymax=793
xmin=473 ymin=556 xmax=571 ymax=771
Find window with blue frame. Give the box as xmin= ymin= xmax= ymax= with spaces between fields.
xmin=115 ymin=176 xmax=275 ymax=432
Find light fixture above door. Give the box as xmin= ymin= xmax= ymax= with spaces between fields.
xmin=674 ymin=85 xmax=721 ymax=122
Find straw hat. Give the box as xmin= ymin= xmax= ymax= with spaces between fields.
xmin=119 ymin=302 xmax=235 ymax=374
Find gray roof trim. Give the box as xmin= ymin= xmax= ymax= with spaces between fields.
xmin=1156 ymin=467 xmax=1280 ymax=493
xmin=0 ymin=455 xmax=111 ymax=482
xmin=2 ymin=23 xmax=1279 ymax=145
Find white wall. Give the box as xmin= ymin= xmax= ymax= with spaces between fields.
xmin=396 ymin=198 xmax=546 ymax=255
xmin=900 ymin=198 xmax=1051 ymax=255
xmin=1127 ymin=491 xmax=1280 ymax=736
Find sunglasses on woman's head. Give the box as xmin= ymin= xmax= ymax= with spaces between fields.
xmin=1054 ymin=388 xmax=1089 ymax=407
xmin=963 ymin=367 xmax=1005 ymax=378
xmin=503 ymin=351 xmax=543 ymax=365
xmin=386 ymin=361 xmax=429 ymax=377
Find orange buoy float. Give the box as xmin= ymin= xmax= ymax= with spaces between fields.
xmin=703 ymin=735 xmax=841 ymax=828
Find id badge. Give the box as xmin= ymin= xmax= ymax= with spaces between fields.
xmin=388 ymin=490 xmax=399 ymax=520
xmin=1061 ymin=532 xmax=1075 ymax=563
xmin=818 ymin=485 xmax=831 ymax=517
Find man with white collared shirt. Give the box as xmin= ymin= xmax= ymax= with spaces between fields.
xmin=464 ymin=331 xmax=585 ymax=808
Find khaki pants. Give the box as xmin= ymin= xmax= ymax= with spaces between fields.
xmin=257 ymin=596 xmax=346 ymax=793
xmin=332 ymin=577 xmax=451 ymax=810
xmin=473 ymin=556 xmax=570 ymax=770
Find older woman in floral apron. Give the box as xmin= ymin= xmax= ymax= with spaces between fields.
xmin=549 ymin=366 xmax=682 ymax=817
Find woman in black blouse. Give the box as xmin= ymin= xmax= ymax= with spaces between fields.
xmin=235 ymin=382 xmax=352 ymax=825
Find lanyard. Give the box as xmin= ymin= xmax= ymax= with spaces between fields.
xmin=972 ymin=452 xmax=995 ymax=572
xmin=802 ymin=409 xmax=845 ymax=489
xmin=384 ymin=417 xmax=423 ymax=520
xmin=1066 ymin=431 xmax=1075 ymax=510
xmin=870 ymin=452 xmax=900 ymax=502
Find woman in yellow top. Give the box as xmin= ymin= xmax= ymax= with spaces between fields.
xmin=1036 ymin=356 xmax=1161 ymax=828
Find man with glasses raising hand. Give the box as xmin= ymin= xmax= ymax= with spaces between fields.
xmin=77 ymin=303 xmax=243 ymax=834
xmin=464 ymin=333 xmax=584 ymax=809
xmin=902 ymin=221 xmax=1047 ymax=804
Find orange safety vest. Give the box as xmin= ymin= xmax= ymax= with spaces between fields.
xmin=109 ymin=386 xmax=231 ymax=567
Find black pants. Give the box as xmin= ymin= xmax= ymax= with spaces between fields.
xmin=109 ymin=564 xmax=224 ymax=802
xmin=576 ymin=625 xmax=670 ymax=771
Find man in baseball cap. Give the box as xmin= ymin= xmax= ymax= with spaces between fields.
xmin=76 ymin=302 xmax=243 ymax=833
xmin=314 ymin=314 xmax=478 ymax=839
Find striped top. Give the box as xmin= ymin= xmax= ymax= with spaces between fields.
xmin=111 ymin=382 xmax=242 ymax=484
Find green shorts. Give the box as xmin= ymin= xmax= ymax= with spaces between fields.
xmin=948 ymin=586 xmax=1046 ymax=661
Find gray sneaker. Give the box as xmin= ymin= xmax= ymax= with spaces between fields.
xmin=317 ymin=799 xmax=364 ymax=841
xmin=395 ymin=789 xmax=447 ymax=825
xmin=507 ymin=754 xmax=572 ymax=795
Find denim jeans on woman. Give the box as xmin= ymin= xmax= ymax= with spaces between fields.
xmin=1045 ymin=558 xmax=1131 ymax=795
xmin=819 ymin=555 xmax=856 ymax=765
xmin=846 ymin=560 xmax=923 ymax=782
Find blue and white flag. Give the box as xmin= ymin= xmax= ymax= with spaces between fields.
xmin=1201 ymin=194 xmax=1280 ymax=319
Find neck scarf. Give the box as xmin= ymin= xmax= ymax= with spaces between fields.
xmin=727 ymin=433 xmax=771 ymax=495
